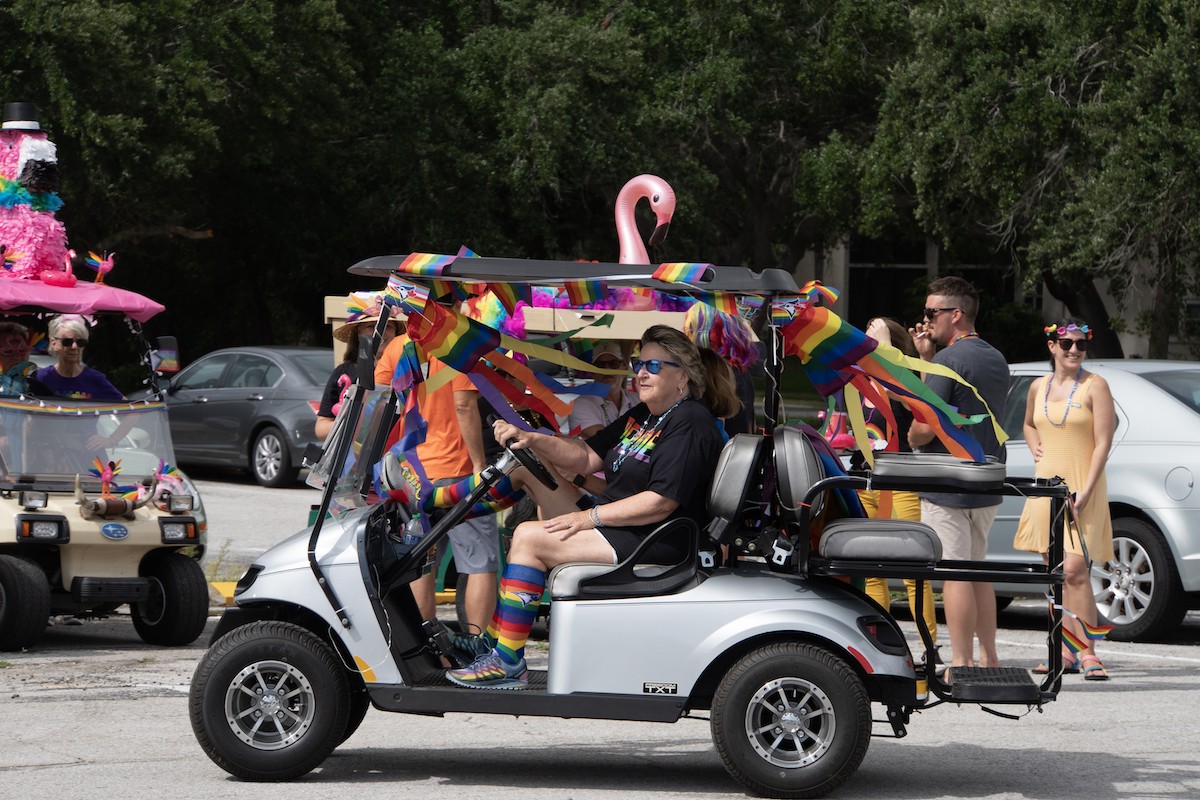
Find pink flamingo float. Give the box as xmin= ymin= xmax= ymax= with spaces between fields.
xmin=614 ymin=173 xmax=676 ymax=264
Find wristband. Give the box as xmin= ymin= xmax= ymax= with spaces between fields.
xmin=590 ymin=506 xmax=602 ymax=528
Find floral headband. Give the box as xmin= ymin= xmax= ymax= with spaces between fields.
xmin=1043 ymin=323 xmax=1092 ymax=340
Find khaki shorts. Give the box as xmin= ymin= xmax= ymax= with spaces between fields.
xmin=919 ymin=501 xmax=999 ymax=561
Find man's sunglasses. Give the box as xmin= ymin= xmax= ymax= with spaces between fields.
xmin=923 ymin=307 xmax=958 ymax=319
xmin=631 ymin=358 xmax=680 ymax=375
xmin=54 ymin=337 xmax=87 ymax=348
xmin=1056 ymin=339 xmax=1087 ymax=351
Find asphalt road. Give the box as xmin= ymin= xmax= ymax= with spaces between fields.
xmin=3 ymin=473 xmax=1198 ymax=799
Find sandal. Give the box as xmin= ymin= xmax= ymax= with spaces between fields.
xmin=1081 ymin=654 xmax=1110 ymax=681
xmin=1033 ymin=652 xmax=1079 ymax=675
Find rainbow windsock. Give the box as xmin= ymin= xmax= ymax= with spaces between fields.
xmin=653 ymin=262 xmax=711 ymax=285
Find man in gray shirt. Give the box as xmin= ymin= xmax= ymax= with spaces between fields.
xmin=909 ymin=276 xmax=1008 ymax=670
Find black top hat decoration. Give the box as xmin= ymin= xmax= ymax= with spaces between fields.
xmin=2 ymin=102 xmax=41 ymax=131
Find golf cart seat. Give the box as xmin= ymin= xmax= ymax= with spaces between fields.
xmin=704 ymin=433 xmax=768 ymax=546
xmin=548 ymin=517 xmax=702 ymax=600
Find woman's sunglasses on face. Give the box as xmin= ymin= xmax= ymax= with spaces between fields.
xmin=1056 ymin=338 xmax=1087 ymax=351
xmin=631 ymin=358 xmax=680 ymax=375
xmin=54 ymin=337 xmax=87 ymax=348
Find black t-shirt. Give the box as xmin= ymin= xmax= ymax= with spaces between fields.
xmin=585 ymin=398 xmax=723 ymax=558
xmin=318 ymin=362 xmax=356 ymax=418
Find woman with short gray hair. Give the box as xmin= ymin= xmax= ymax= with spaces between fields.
xmin=35 ymin=314 xmax=123 ymax=401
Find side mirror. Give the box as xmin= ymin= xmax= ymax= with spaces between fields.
xmin=153 ymin=336 xmax=180 ymax=374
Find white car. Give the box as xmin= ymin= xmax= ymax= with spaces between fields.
xmin=991 ymin=360 xmax=1200 ymax=641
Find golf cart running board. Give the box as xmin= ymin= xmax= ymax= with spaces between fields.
xmin=368 ymin=669 xmax=685 ymax=722
xmin=941 ymin=666 xmax=1043 ymax=704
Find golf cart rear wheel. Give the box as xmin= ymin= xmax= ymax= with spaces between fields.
xmin=711 ymin=642 xmax=871 ymax=799
xmin=189 ymin=620 xmax=350 ymax=781
xmin=0 ymin=554 xmax=50 ymax=651
xmin=132 ymin=551 xmax=209 ymax=646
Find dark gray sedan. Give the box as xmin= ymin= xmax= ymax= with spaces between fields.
xmin=157 ymin=346 xmax=334 ymax=486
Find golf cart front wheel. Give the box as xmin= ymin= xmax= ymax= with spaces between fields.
xmin=711 ymin=642 xmax=871 ymax=799
xmin=189 ymin=620 xmax=351 ymax=780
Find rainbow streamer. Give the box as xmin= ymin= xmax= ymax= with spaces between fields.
xmin=1062 ymin=626 xmax=1088 ymax=655
xmin=383 ymin=274 xmax=431 ymax=314
xmin=653 ymin=262 xmax=712 ymax=285
xmin=396 ymin=252 xmax=456 ymax=276
xmin=1079 ymin=619 xmax=1115 ymax=640
xmin=564 ymin=279 xmax=608 ymax=306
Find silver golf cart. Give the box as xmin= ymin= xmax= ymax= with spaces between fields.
xmin=189 ymin=256 xmax=1069 ymax=798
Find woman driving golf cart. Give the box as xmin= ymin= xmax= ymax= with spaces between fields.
xmin=447 ymin=324 xmax=724 ymax=689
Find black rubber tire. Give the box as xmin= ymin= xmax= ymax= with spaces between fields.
xmin=994 ymin=595 xmax=1013 ymax=613
xmin=1094 ymin=517 xmax=1187 ymax=642
xmin=189 ymin=620 xmax=351 ymax=780
xmin=339 ymin=679 xmax=371 ymax=746
xmin=0 ymin=554 xmax=51 ymax=651
xmin=131 ymin=552 xmax=210 ymax=646
xmin=251 ymin=426 xmax=298 ymax=487
xmin=711 ymin=642 xmax=871 ymax=799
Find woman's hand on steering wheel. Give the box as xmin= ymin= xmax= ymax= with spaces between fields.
xmin=492 ymin=418 xmax=558 ymax=490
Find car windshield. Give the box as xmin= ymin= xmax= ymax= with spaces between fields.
xmin=291 ymin=351 xmax=337 ymax=385
xmin=0 ymin=400 xmax=176 ymax=484
xmin=1141 ymin=370 xmax=1200 ymax=415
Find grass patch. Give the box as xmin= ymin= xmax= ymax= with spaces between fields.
xmin=0 ymin=661 xmax=11 ymax=668
xmin=203 ymin=540 xmax=246 ymax=582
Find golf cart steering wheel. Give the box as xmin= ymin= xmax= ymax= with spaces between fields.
xmin=489 ymin=414 xmax=558 ymax=491
xmin=507 ymin=441 xmax=558 ymax=491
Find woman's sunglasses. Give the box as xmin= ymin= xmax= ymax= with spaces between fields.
xmin=54 ymin=337 xmax=87 ymax=348
xmin=1056 ymin=339 xmax=1087 ymax=351
xmin=631 ymin=358 xmax=680 ymax=375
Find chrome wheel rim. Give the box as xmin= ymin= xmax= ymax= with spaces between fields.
xmin=744 ymin=677 xmax=835 ymax=768
xmin=224 ymin=659 xmax=316 ymax=750
xmin=254 ymin=434 xmax=282 ymax=481
xmin=1092 ymin=536 xmax=1153 ymax=626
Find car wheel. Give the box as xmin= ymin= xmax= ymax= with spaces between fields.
xmin=132 ymin=552 xmax=209 ymax=646
xmin=339 ymin=679 xmax=371 ymax=746
xmin=0 ymin=555 xmax=50 ymax=651
xmin=711 ymin=642 xmax=871 ymax=799
xmin=189 ymin=620 xmax=350 ymax=780
xmin=1093 ymin=517 xmax=1186 ymax=642
xmin=252 ymin=426 xmax=298 ymax=487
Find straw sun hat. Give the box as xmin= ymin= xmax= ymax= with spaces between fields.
xmin=333 ymin=292 xmax=406 ymax=342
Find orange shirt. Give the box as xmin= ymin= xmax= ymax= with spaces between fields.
xmin=375 ymin=336 xmax=475 ymax=480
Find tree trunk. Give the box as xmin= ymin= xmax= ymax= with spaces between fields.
xmin=1040 ymin=268 xmax=1125 ymax=358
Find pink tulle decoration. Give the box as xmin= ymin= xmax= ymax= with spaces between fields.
xmin=503 ymin=301 xmax=528 ymax=339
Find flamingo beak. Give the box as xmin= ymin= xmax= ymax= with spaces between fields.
xmin=648 ymin=221 xmax=671 ymax=247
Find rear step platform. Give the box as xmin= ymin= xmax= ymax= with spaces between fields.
xmin=944 ymin=666 xmax=1042 ymax=704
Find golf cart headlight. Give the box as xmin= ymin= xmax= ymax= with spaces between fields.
xmin=167 ymin=493 xmax=194 ymax=513
xmin=16 ymin=514 xmax=69 ymax=543
xmin=19 ymin=490 xmax=48 ymax=511
xmin=159 ymin=517 xmax=197 ymax=543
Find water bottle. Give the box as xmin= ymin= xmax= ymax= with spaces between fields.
xmin=401 ymin=515 xmax=425 ymax=546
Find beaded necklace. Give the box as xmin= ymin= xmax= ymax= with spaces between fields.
xmin=1044 ymin=367 xmax=1082 ymax=428
xmin=950 ymin=331 xmax=979 ymax=346
xmin=611 ymin=395 xmax=687 ymax=473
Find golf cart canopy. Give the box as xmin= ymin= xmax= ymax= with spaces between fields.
xmin=0 ymin=279 xmax=165 ymax=322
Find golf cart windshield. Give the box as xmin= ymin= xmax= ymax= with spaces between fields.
xmin=306 ymin=386 xmax=396 ymax=513
xmin=0 ymin=400 xmax=175 ymax=486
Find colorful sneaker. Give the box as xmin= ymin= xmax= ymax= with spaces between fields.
xmin=434 ymin=620 xmax=490 ymax=666
xmin=446 ymin=650 xmax=528 ymax=690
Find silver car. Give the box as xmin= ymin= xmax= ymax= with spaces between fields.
xmin=992 ymin=360 xmax=1200 ymax=641
xmin=157 ymin=346 xmax=333 ymax=487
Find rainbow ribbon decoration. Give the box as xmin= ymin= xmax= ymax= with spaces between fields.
xmin=653 ymin=262 xmax=712 ymax=285
xmin=564 ymin=279 xmax=608 ymax=306
xmin=396 ymin=252 xmax=457 ymax=276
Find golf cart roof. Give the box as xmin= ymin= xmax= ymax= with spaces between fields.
xmin=0 ymin=279 xmax=165 ymax=322
xmin=348 ymin=254 xmax=800 ymax=296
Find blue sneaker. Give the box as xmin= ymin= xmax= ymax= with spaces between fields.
xmin=446 ymin=650 xmax=528 ymax=690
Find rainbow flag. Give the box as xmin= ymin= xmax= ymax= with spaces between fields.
xmin=1062 ymin=626 xmax=1089 ymax=655
xmin=694 ymin=291 xmax=739 ymax=315
xmin=1080 ymin=619 xmax=1115 ymax=640
xmin=564 ymin=279 xmax=607 ymax=306
xmin=383 ymin=274 xmax=431 ymax=314
xmin=429 ymin=278 xmax=469 ymax=304
xmin=488 ymin=282 xmax=533 ymax=314
xmin=770 ymin=296 xmax=806 ymax=326
xmin=653 ymin=262 xmax=711 ymax=285
xmin=396 ymin=252 xmax=456 ymax=276
xmin=736 ymin=295 xmax=765 ymax=319
xmin=407 ymin=301 xmax=500 ymax=375
xmin=799 ymin=279 xmax=840 ymax=306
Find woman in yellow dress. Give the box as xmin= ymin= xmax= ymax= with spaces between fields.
xmin=1014 ymin=319 xmax=1115 ymax=680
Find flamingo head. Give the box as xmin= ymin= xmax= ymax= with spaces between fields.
xmin=615 ymin=174 xmax=677 ymax=264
